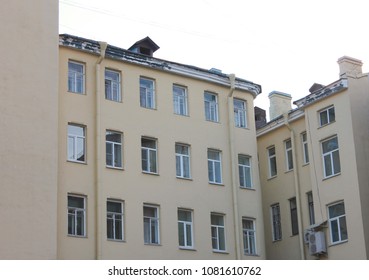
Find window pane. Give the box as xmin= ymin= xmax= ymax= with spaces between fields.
xmin=142 ymin=138 xmax=156 ymax=148
xmin=141 ymin=149 xmax=148 ymax=171
xmin=76 ymin=137 xmax=85 ymax=161
xmin=208 ymin=150 xmax=220 ymax=160
xmin=239 ymin=155 xmax=250 ymax=166
xmin=144 ymin=207 xmax=156 ymax=217
xmin=270 ymin=157 xmax=277 ymax=176
xmin=320 ymin=111 xmax=328 ymax=126
xmin=114 ymin=144 xmax=122 ymax=167
xmin=186 ymin=224 xmax=192 ymax=246
xmin=331 ymin=219 xmax=339 ymax=242
xmin=183 ymin=156 xmax=190 ymax=178
xmin=329 ymin=203 xmax=345 ymax=218
xmin=107 ymin=201 xmax=122 ymax=213
xmin=211 ymin=215 xmax=223 ymax=226
xmin=340 ymin=216 xmax=348 ymax=240
xmin=324 ymin=154 xmax=332 ymax=177
xmin=149 ymin=149 xmax=157 ymax=173
xmin=106 ymin=142 xmax=113 ymax=166
xmin=68 ymin=125 xmax=84 ymax=136
xmin=178 ymin=210 xmax=191 ymax=222
xmin=333 ymin=150 xmax=341 ymax=174
xmin=218 ymin=227 xmax=225 ymax=250
xmin=68 ymin=136 xmax=74 ymax=160
xmin=178 ymin=222 xmax=185 ymax=246
xmin=214 ymin=162 xmax=221 ymax=183
xmin=68 ymin=196 xmax=84 ymax=208
xmin=329 ymin=107 xmax=335 ymax=122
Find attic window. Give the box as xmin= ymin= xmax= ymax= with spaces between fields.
xmin=140 ymin=47 xmax=151 ymax=56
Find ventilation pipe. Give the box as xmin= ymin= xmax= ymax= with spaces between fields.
xmin=95 ymin=41 xmax=107 ymax=260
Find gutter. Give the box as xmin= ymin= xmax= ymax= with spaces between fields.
xmin=283 ymin=113 xmax=305 ymax=260
xmin=95 ymin=41 xmax=107 ymax=260
xmin=227 ymin=73 xmax=242 ymax=259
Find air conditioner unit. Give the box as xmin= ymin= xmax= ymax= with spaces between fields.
xmin=309 ymin=231 xmax=326 ymax=255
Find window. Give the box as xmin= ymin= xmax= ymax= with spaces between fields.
xmin=68 ymin=195 xmax=86 ymax=237
xmin=319 ymin=106 xmax=335 ymax=126
xmin=208 ymin=149 xmax=222 ymax=184
xmin=301 ymin=132 xmax=309 ymax=164
xmin=242 ymin=218 xmax=256 ymax=255
xmin=307 ymin=192 xmax=315 ymax=225
xmin=271 ymin=204 xmax=282 ymax=241
xmin=285 ymin=139 xmax=293 ymax=171
xmin=175 ymin=144 xmax=191 ymax=179
xmin=289 ymin=197 xmax=298 ymax=235
xmin=204 ymin=92 xmax=219 ymax=122
xmin=105 ymin=69 xmax=121 ymax=102
xmin=106 ymin=131 xmax=122 ymax=168
xmin=322 ymin=136 xmax=341 ymax=178
xmin=107 ymin=200 xmax=124 ymax=241
xmin=173 ymin=85 xmax=188 ymax=116
xmin=178 ymin=209 xmax=193 ymax=249
xmin=141 ymin=138 xmax=157 ymax=173
xmin=143 ymin=205 xmax=160 ymax=244
xmin=140 ymin=77 xmax=155 ymax=109
xmin=234 ymin=98 xmax=247 ymax=128
xmin=68 ymin=61 xmax=85 ymax=93
xmin=68 ymin=124 xmax=86 ymax=163
xmin=268 ymin=146 xmax=277 ymax=177
xmin=238 ymin=155 xmax=252 ymax=188
xmin=211 ymin=213 xmax=226 ymax=252
xmin=328 ymin=201 xmax=348 ymax=244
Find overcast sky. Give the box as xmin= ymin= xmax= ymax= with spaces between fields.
xmin=59 ymin=0 xmax=369 ymax=118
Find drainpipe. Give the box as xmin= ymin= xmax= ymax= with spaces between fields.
xmin=227 ymin=74 xmax=241 ymax=259
xmin=283 ymin=113 xmax=305 ymax=260
xmin=95 ymin=41 xmax=107 ymax=260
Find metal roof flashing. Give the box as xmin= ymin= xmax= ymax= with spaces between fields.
xmin=59 ymin=34 xmax=262 ymax=97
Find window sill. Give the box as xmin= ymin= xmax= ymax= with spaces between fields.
xmin=140 ymin=106 xmax=157 ymax=111
xmin=212 ymin=250 xmax=229 ymax=254
xmin=284 ymin=169 xmax=294 ymax=174
xmin=107 ymin=239 xmax=126 ymax=243
xmin=209 ymin=182 xmax=224 ymax=186
xmin=244 ymin=253 xmax=260 ymax=257
xmin=323 ymin=172 xmax=341 ymax=181
xmin=68 ymin=234 xmax=87 ymax=238
xmin=68 ymin=91 xmax=85 ymax=95
xmin=176 ymin=176 xmax=193 ymax=181
xmin=179 ymin=247 xmax=196 ymax=251
xmin=267 ymin=175 xmax=277 ymax=181
xmin=328 ymin=239 xmax=348 ymax=247
xmin=67 ymin=160 xmax=87 ymax=165
xmin=302 ymin=162 xmax=310 ymax=167
xmin=105 ymin=98 xmax=122 ymax=103
xmin=142 ymin=171 xmax=159 ymax=176
xmin=240 ymin=186 xmax=255 ymax=191
xmin=106 ymin=166 xmax=124 ymax=171
xmin=144 ymin=243 xmax=162 ymax=246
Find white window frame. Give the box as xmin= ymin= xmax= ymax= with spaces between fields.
xmin=268 ymin=146 xmax=277 ymax=178
xmin=141 ymin=138 xmax=158 ymax=174
xmin=271 ymin=203 xmax=282 ymax=241
xmin=106 ymin=130 xmax=123 ymax=169
xmin=105 ymin=69 xmax=121 ymax=102
xmin=328 ymin=201 xmax=348 ymax=244
xmin=208 ymin=149 xmax=222 ymax=184
xmin=242 ymin=218 xmax=257 ymax=255
xmin=68 ymin=61 xmax=85 ymax=94
xmin=321 ymin=136 xmax=341 ymax=178
xmin=238 ymin=154 xmax=252 ymax=189
xmin=319 ymin=105 xmax=335 ymax=127
xmin=211 ymin=213 xmax=226 ymax=252
xmin=107 ymin=200 xmax=124 ymax=241
xmin=285 ymin=139 xmax=293 ymax=171
xmin=175 ymin=143 xmax=191 ymax=179
xmin=143 ymin=205 xmax=160 ymax=245
xmin=178 ymin=209 xmax=194 ymax=249
xmin=173 ymin=84 xmax=188 ymax=116
xmin=204 ymin=92 xmax=219 ymax=122
xmin=234 ymin=98 xmax=247 ymax=128
xmin=140 ymin=77 xmax=155 ymax=109
xmin=67 ymin=124 xmax=86 ymax=163
xmin=68 ymin=194 xmax=86 ymax=237
xmin=301 ymin=132 xmax=309 ymax=164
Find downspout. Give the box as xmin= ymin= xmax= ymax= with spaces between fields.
xmin=95 ymin=41 xmax=107 ymax=260
xmin=227 ymin=74 xmax=241 ymax=259
xmin=283 ymin=113 xmax=305 ymax=260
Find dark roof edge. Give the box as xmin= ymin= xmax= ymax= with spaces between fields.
xmin=59 ymin=34 xmax=262 ymax=96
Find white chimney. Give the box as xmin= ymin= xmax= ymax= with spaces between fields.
xmin=268 ymin=91 xmax=292 ymax=120
xmin=338 ymin=56 xmax=362 ymax=78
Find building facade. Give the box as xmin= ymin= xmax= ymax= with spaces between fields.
xmin=257 ymin=56 xmax=369 ymax=259
xmin=0 ymin=0 xmax=59 ymax=259
xmin=57 ymin=34 xmax=266 ymax=259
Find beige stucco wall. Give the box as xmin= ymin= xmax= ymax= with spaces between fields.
xmin=305 ymin=88 xmax=368 ymax=259
xmin=57 ymin=46 xmax=265 ymax=259
xmin=258 ymin=116 xmax=312 ymax=259
xmin=0 ymin=0 xmax=58 ymax=259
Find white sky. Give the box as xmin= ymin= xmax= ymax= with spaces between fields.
xmin=59 ymin=0 xmax=369 ymax=118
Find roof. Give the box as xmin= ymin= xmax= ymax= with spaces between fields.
xmin=59 ymin=34 xmax=262 ymax=96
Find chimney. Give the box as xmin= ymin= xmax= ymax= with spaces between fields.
xmin=268 ymin=91 xmax=292 ymax=120
xmin=338 ymin=56 xmax=363 ymax=78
